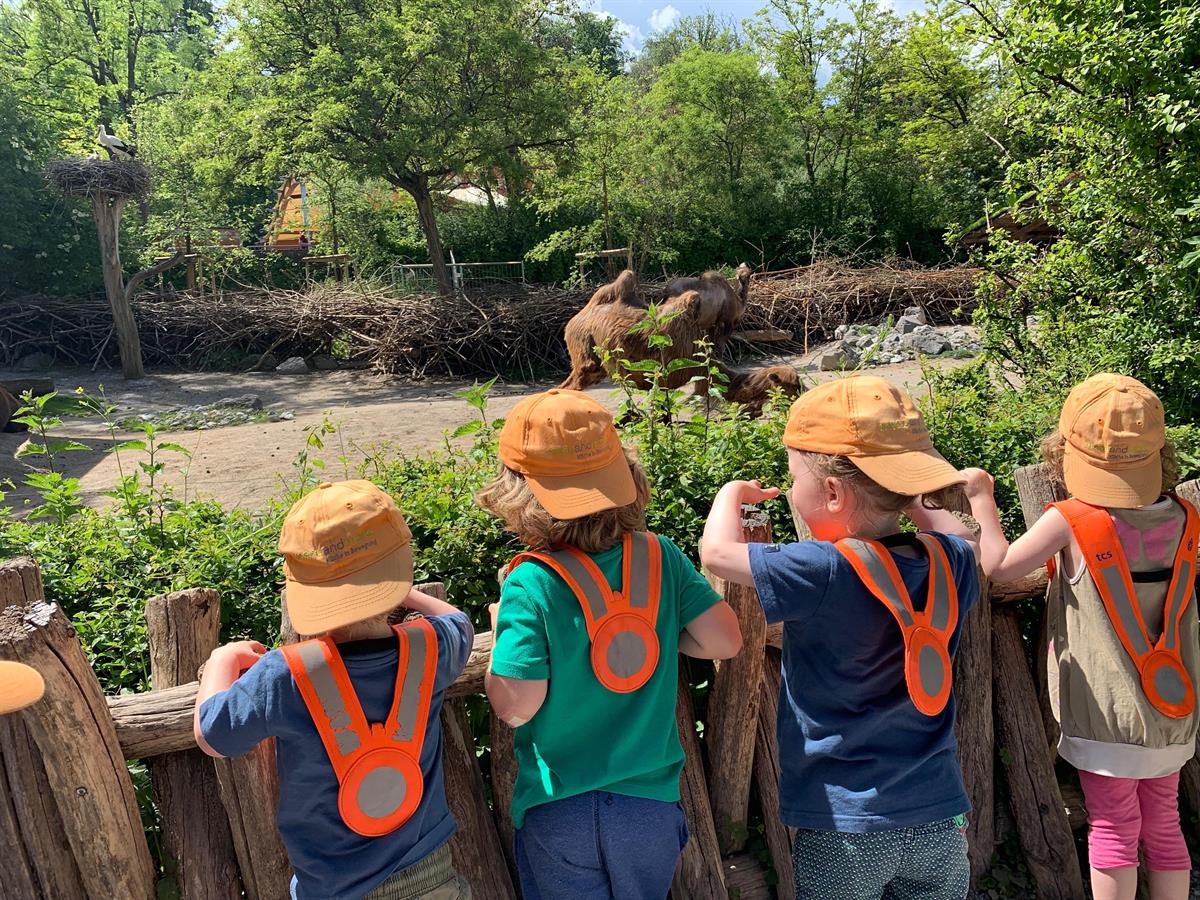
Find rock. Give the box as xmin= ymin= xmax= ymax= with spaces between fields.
xmin=215 ymin=394 xmax=263 ymax=411
xmin=250 ymin=352 xmax=279 ymax=372
xmin=915 ymin=334 xmax=948 ymax=355
xmin=818 ymin=343 xmax=859 ymax=371
xmin=889 ymin=355 xmax=905 ymax=364
xmin=15 ymin=352 xmax=54 ymax=371
xmin=309 ymin=354 xmax=341 ymax=371
xmin=275 ymin=356 xmax=311 ymax=374
xmin=913 ymin=324 xmax=932 ymax=334
xmin=897 ymin=315 xmax=922 ymax=335
xmin=834 ymin=324 xmax=849 ymax=340
xmin=903 ymin=306 xmax=928 ymax=325
xmin=900 ymin=332 xmax=918 ymax=350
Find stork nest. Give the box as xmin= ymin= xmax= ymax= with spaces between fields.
xmin=45 ymin=157 xmax=151 ymax=199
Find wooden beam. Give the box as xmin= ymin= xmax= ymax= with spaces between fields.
xmin=672 ymin=667 xmax=726 ymax=899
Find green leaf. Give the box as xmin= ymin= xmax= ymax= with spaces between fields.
xmin=451 ymin=420 xmax=484 ymax=438
xmin=110 ymin=440 xmax=148 ymax=453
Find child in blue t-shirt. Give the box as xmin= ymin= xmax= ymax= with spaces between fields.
xmin=194 ymin=480 xmax=474 ymax=900
xmin=701 ymin=376 xmax=992 ymax=900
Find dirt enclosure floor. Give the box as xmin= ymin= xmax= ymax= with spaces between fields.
xmin=0 ymin=349 xmax=969 ymax=513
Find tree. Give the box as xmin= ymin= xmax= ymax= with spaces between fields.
xmin=540 ymin=11 xmax=629 ymax=78
xmin=239 ymin=0 xmax=579 ymax=295
xmin=633 ymin=12 xmax=743 ymax=79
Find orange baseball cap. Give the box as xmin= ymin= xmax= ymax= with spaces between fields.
xmin=783 ymin=375 xmax=964 ymax=495
xmin=498 ymin=389 xmax=636 ymax=519
xmin=0 ymin=661 xmax=44 ymax=714
xmin=1059 ymin=374 xmax=1165 ymax=508
xmin=278 ymin=480 xmax=414 ymax=634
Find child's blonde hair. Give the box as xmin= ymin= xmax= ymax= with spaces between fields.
xmin=1040 ymin=431 xmax=1179 ymax=496
xmin=793 ymin=450 xmax=961 ymax=518
xmin=476 ymin=448 xmax=651 ymax=553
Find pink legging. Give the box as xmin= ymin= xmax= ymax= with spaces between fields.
xmin=1078 ymin=770 xmax=1192 ymax=871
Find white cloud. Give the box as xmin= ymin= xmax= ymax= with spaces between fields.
xmin=581 ymin=0 xmax=645 ymax=53
xmin=648 ymin=4 xmax=681 ymax=32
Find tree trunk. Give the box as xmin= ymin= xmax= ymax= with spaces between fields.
xmin=407 ymin=177 xmax=453 ymax=296
xmin=754 ymin=648 xmax=796 ymax=900
xmin=0 ymin=557 xmax=156 ymax=900
xmin=145 ymin=589 xmax=241 ymax=900
xmin=704 ymin=510 xmax=771 ymax=853
xmin=671 ymin=667 xmax=726 ymax=900
xmin=92 ymin=193 xmax=144 ymax=379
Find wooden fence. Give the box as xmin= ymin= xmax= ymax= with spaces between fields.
xmin=1 ymin=480 xmax=1199 ymax=899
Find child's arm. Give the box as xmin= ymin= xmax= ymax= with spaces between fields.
xmin=402 ymin=587 xmax=462 ymax=619
xmin=982 ymin=504 xmax=1072 ymax=584
xmin=904 ymin=469 xmax=998 ymax=566
xmin=679 ymin=601 xmax=743 ymax=659
xmin=700 ymin=480 xmax=782 ymax=586
xmin=485 ymin=603 xmax=547 ymax=727
xmin=193 ymin=640 xmax=267 ymax=758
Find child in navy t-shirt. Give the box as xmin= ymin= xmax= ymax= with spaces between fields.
xmin=194 ymin=480 xmax=474 ymax=900
xmin=702 ymin=376 xmax=993 ymax=900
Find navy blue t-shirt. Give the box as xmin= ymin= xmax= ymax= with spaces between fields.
xmin=199 ymin=612 xmax=474 ymax=900
xmin=749 ymin=533 xmax=979 ymax=832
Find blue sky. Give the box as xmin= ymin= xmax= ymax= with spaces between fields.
xmin=587 ymin=1 xmax=931 ymax=53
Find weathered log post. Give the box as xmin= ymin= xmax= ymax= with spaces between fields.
xmin=418 ymin=582 xmax=517 ymax=900
xmin=1173 ymin=479 xmax=1200 ymax=819
xmin=209 ymin=594 xmax=294 ymax=900
xmin=1007 ymin=464 xmax=1086 ymax=899
xmin=672 ymin=667 xmax=727 ymax=900
xmin=146 ymin=588 xmax=241 ymax=900
xmin=942 ymin=489 xmax=995 ymax=882
xmin=489 ymin=711 xmax=519 ymax=875
xmin=704 ymin=505 xmax=771 ymax=853
xmin=0 ymin=557 xmax=156 ymax=900
xmin=754 ymin=646 xmax=796 ymax=900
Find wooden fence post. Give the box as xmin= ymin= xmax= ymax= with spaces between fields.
xmin=1172 ymin=479 xmax=1200 ymax=820
xmin=704 ymin=506 xmax=771 ymax=853
xmin=209 ymin=594 xmax=294 ymax=900
xmin=0 ymin=557 xmax=155 ymax=900
xmin=489 ymin=711 xmax=519 ymax=876
xmin=672 ymin=667 xmax=726 ymax=900
xmin=943 ymin=489 xmax=995 ymax=882
xmin=1007 ymin=464 xmax=1086 ymax=899
xmin=754 ymin=646 xmax=796 ymax=900
xmin=416 ymin=582 xmax=518 ymax=900
xmin=146 ymin=588 xmax=241 ymax=900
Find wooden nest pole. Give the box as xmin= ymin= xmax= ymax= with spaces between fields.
xmin=45 ymin=158 xmax=183 ymax=380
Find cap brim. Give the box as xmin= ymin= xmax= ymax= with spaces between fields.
xmin=849 ymin=448 xmax=965 ymax=496
xmin=285 ymin=543 xmax=413 ymax=635
xmin=1062 ymin=444 xmax=1161 ymax=509
xmin=0 ymin=661 xmax=44 ymax=714
xmin=524 ymin=453 xmax=637 ymax=520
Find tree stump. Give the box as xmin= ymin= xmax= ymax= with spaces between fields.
xmin=0 ymin=557 xmax=155 ymax=899
xmin=146 ymin=588 xmax=241 ymax=900
xmin=704 ymin=506 xmax=771 ymax=853
xmin=671 ymin=668 xmax=726 ymax=900
xmin=754 ymin=647 xmax=796 ymax=900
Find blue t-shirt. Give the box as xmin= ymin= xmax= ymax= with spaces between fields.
xmin=199 ymin=612 xmax=474 ymax=900
xmin=749 ymin=532 xmax=979 ymax=832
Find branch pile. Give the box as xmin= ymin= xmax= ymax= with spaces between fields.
xmin=45 ymin=158 xmax=152 ymax=199
xmin=0 ymin=263 xmax=978 ymax=379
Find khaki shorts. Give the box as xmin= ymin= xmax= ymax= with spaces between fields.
xmin=364 ymin=844 xmax=472 ymax=900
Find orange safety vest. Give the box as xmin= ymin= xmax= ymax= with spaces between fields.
xmin=508 ymin=531 xmax=662 ymax=693
xmin=280 ymin=618 xmax=439 ymax=836
xmin=1051 ymin=497 xmax=1199 ymax=720
xmin=835 ymin=533 xmax=959 ymax=716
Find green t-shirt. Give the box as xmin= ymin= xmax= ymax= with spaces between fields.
xmin=490 ymin=532 xmax=721 ymax=829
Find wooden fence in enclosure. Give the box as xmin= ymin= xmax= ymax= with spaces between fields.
xmin=1 ymin=474 xmax=1199 ymax=899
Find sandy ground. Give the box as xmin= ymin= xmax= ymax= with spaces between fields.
xmin=0 ymin=349 xmax=968 ymax=513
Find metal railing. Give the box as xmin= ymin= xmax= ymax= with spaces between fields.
xmin=388 ymin=255 xmax=526 ymax=294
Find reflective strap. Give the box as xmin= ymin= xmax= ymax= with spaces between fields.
xmin=509 ymin=549 xmax=613 ymax=636
xmin=915 ymin=533 xmax=958 ymax=635
xmin=621 ymin=532 xmax=663 ymax=615
xmin=281 ymin=638 xmax=368 ymax=770
xmin=386 ymin=618 xmax=438 ymax=749
xmin=1161 ymin=497 xmax=1199 ymax=652
xmin=1055 ymin=499 xmax=1153 ymax=663
xmin=836 ymin=539 xmax=915 ymax=628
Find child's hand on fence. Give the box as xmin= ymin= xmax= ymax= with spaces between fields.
xmin=960 ymin=468 xmax=995 ymax=501
xmin=214 ymin=640 xmax=267 ymax=675
xmin=724 ymin=479 xmax=781 ymax=505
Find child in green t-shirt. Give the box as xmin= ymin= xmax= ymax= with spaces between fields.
xmin=477 ymin=388 xmax=743 ymax=900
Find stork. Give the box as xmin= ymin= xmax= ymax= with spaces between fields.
xmin=97 ymin=124 xmax=135 ymax=159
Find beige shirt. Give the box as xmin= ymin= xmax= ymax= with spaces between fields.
xmin=1048 ymin=498 xmax=1199 ymax=777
